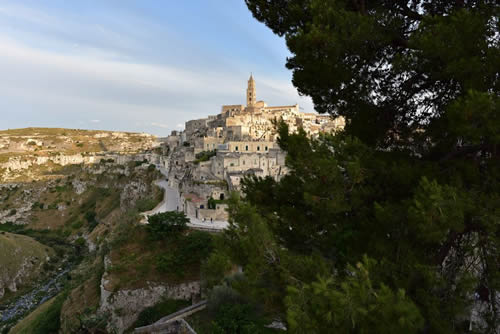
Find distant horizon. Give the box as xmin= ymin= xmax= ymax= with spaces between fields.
xmin=0 ymin=1 xmax=315 ymax=136
xmin=0 ymin=126 xmax=161 ymax=135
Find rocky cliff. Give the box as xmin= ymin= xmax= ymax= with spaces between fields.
xmin=0 ymin=127 xmax=162 ymax=182
xmin=0 ymin=232 xmax=53 ymax=300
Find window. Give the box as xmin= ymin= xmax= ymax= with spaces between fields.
xmin=230 ymin=163 xmax=234 ymax=167
xmin=265 ymin=146 xmax=268 ymax=151
xmin=235 ymin=146 xmax=238 ymax=151
xmin=243 ymin=160 xmax=245 ymax=165
xmin=257 ymin=146 xmax=260 ymax=151
xmin=245 ymin=145 xmax=248 ymax=151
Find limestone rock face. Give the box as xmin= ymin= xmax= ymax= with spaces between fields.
xmin=120 ymin=180 xmax=149 ymax=209
xmin=0 ymin=128 xmax=161 ymax=182
xmin=99 ymin=272 xmax=200 ymax=333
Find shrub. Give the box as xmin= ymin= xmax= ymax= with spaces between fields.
xmin=85 ymin=210 xmax=98 ymax=232
xmin=155 ymin=230 xmax=213 ymax=276
xmin=74 ymin=237 xmax=86 ymax=248
xmin=136 ymin=197 xmax=157 ymax=212
xmin=208 ymin=197 xmax=216 ymax=209
xmin=207 ymin=286 xmax=265 ymax=333
xmin=194 ymin=150 xmax=216 ymax=164
xmin=85 ymin=210 xmax=96 ymax=223
xmin=202 ymin=251 xmax=232 ymax=289
xmin=181 ymin=231 xmax=213 ymax=263
xmin=71 ymin=220 xmax=83 ymax=229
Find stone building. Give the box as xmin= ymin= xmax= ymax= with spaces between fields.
xmin=167 ymin=75 xmax=343 ymax=205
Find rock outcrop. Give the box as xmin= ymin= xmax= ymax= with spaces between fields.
xmin=99 ymin=256 xmax=200 ymax=333
xmin=0 ymin=233 xmax=53 ymax=300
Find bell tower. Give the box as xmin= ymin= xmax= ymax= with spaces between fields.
xmin=246 ymin=74 xmax=256 ymax=107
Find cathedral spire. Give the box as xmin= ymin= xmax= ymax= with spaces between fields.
xmin=247 ymin=74 xmax=256 ymax=107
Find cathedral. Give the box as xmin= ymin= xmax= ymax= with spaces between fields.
xmin=221 ymin=74 xmax=300 ymax=118
xmin=184 ymin=75 xmax=344 ymax=142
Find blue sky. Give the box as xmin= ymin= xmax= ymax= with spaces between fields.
xmin=0 ymin=1 xmax=314 ymax=136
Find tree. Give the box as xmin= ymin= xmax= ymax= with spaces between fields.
xmin=147 ymin=211 xmax=189 ymax=240
xmin=213 ymin=1 xmax=500 ymax=333
xmin=286 ymin=257 xmax=424 ymax=334
xmin=245 ymin=0 xmax=499 ymax=149
xmin=202 ymin=251 xmax=232 ymax=290
xmin=206 ymin=285 xmax=267 ymax=333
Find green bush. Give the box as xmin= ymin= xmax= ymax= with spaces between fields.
xmin=0 ymin=222 xmax=24 ymax=233
xmin=155 ymin=230 xmax=213 ymax=276
xmin=71 ymin=220 xmax=83 ymax=229
xmin=206 ymin=286 xmax=266 ymax=333
xmin=32 ymin=202 xmax=43 ymax=210
xmin=194 ymin=150 xmax=216 ymax=164
xmin=74 ymin=237 xmax=86 ymax=248
xmin=181 ymin=231 xmax=213 ymax=263
xmin=208 ymin=197 xmax=216 ymax=209
xmin=136 ymin=197 xmax=158 ymax=212
xmin=202 ymin=252 xmax=232 ymax=289
xmin=156 ymin=254 xmax=182 ymax=274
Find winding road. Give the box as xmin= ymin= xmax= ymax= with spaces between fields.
xmin=141 ymin=164 xmax=228 ymax=231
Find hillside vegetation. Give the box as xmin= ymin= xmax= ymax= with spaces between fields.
xmin=0 ymin=133 xmax=169 ymax=333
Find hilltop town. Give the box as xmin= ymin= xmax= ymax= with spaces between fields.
xmin=164 ymin=75 xmax=344 ymax=222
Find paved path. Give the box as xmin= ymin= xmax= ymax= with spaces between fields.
xmin=134 ymin=300 xmax=206 ymax=333
xmin=141 ymin=164 xmax=228 ymax=231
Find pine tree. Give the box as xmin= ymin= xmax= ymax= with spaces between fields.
xmin=212 ymin=1 xmax=499 ymax=333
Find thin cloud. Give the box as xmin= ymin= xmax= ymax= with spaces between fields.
xmin=0 ymin=2 xmax=316 ymax=136
xmin=151 ymin=122 xmax=170 ymax=129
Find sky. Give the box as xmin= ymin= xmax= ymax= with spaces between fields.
xmin=0 ymin=0 xmax=315 ymax=136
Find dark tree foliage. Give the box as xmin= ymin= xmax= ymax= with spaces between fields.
xmin=246 ymin=0 xmax=499 ymax=149
xmin=212 ymin=1 xmax=500 ymax=333
xmin=147 ymin=211 xmax=189 ymax=240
